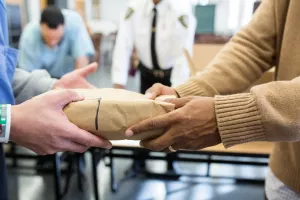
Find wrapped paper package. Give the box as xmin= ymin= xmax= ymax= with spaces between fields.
xmin=63 ymin=89 xmax=175 ymax=140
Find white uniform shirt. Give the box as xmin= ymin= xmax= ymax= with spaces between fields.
xmin=112 ymin=0 xmax=196 ymax=87
xmin=266 ymin=170 xmax=300 ymax=200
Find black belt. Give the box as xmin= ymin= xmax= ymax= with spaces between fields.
xmin=139 ymin=62 xmax=172 ymax=79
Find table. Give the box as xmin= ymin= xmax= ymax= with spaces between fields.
xmin=107 ymin=141 xmax=273 ymax=192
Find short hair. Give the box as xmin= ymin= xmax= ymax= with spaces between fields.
xmin=40 ymin=6 xmax=64 ymax=29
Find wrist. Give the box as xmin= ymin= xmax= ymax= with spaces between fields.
xmin=212 ymin=99 xmax=221 ymax=142
xmin=9 ymin=105 xmax=23 ymax=143
xmin=0 ymin=104 xmax=11 ymax=143
xmin=52 ymin=79 xmax=60 ymax=90
xmin=214 ymin=93 xmax=265 ymax=148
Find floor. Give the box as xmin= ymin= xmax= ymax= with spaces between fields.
xmin=6 ymin=148 xmax=267 ymax=200
xmin=6 ymin=38 xmax=267 ymax=200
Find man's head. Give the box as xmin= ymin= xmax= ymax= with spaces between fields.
xmin=40 ymin=7 xmax=65 ymax=48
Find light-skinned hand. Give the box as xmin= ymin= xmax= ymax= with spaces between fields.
xmin=53 ymin=62 xmax=98 ymax=89
xmin=144 ymin=83 xmax=178 ymax=99
xmin=10 ymin=89 xmax=112 ymax=155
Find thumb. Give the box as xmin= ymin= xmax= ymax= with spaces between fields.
xmin=145 ymin=83 xmax=164 ymax=99
xmin=77 ymin=62 xmax=98 ymax=77
xmin=49 ymin=89 xmax=85 ymax=108
xmin=163 ymin=97 xmax=193 ymax=109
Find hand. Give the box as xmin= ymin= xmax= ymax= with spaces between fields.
xmin=53 ymin=62 xmax=98 ymax=89
xmin=114 ymin=84 xmax=125 ymax=89
xmin=144 ymin=83 xmax=178 ymax=99
xmin=125 ymin=97 xmax=220 ymax=152
xmin=10 ymin=89 xmax=112 ymax=155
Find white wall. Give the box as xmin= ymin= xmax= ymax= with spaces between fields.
xmin=99 ymin=0 xmax=255 ymax=33
xmin=67 ymin=0 xmax=75 ymax=9
xmin=214 ymin=0 xmax=230 ymax=35
xmin=100 ymin=0 xmax=130 ymax=25
xmin=27 ymin=0 xmax=40 ymax=22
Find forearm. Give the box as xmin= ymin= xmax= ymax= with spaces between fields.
xmin=215 ymin=77 xmax=300 ymax=148
xmin=175 ymin=0 xmax=276 ymax=98
xmin=75 ymin=56 xmax=89 ymax=70
xmin=112 ymin=50 xmax=131 ymax=86
xmin=13 ymin=69 xmax=56 ymax=104
xmin=112 ymin=9 xmax=134 ymax=87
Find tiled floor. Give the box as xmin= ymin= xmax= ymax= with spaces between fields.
xmin=6 ymin=46 xmax=267 ymax=200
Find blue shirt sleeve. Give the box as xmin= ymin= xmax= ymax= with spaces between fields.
xmin=0 ymin=0 xmax=17 ymax=104
xmin=69 ymin=13 xmax=95 ymax=59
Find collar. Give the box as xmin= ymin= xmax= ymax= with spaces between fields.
xmin=145 ymin=0 xmax=170 ymax=17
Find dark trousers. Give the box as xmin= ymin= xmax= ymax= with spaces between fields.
xmin=0 ymin=145 xmax=8 ymax=200
xmin=133 ymin=64 xmax=172 ymax=170
xmin=139 ymin=64 xmax=172 ymax=94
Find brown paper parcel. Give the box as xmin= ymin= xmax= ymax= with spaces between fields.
xmin=63 ymin=89 xmax=175 ymax=140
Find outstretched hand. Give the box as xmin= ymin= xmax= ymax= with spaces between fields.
xmin=53 ymin=62 xmax=98 ymax=89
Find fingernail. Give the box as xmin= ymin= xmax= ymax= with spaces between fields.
xmin=105 ymin=144 xmax=112 ymax=149
xmin=125 ymin=130 xmax=134 ymax=137
xmin=145 ymin=93 xmax=152 ymax=99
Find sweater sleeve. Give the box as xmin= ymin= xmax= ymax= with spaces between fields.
xmin=215 ymin=77 xmax=300 ymax=148
xmin=13 ymin=69 xmax=55 ymax=104
xmin=175 ymin=0 xmax=277 ymax=97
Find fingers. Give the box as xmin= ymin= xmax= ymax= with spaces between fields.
xmin=125 ymin=110 xmax=180 ymax=137
xmin=145 ymin=83 xmax=178 ymax=100
xmin=164 ymin=97 xmax=194 ymax=109
xmin=145 ymin=83 xmax=165 ymax=99
xmin=34 ymin=141 xmax=89 ymax=155
xmin=50 ymin=89 xmax=85 ymax=108
xmin=67 ymin=124 xmax=112 ymax=149
xmin=77 ymin=62 xmax=98 ymax=77
xmin=140 ymin=132 xmax=174 ymax=152
xmin=59 ymin=139 xmax=90 ymax=153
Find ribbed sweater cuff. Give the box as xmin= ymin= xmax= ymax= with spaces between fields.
xmin=175 ymin=81 xmax=205 ymax=97
xmin=215 ymin=93 xmax=266 ymax=148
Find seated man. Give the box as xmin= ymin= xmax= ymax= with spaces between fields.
xmin=18 ymin=6 xmax=95 ymax=78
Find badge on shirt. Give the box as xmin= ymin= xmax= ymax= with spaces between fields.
xmin=179 ymin=15 xmax=189 ymax=29
xmin=125 ymin=8 xmax=135 ymax=20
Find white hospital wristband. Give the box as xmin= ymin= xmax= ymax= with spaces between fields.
xmin=0 ymin=104 xmax=11 ymax=143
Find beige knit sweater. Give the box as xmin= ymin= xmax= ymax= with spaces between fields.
xmin=175 ymin=0 xmax=300 ymax=193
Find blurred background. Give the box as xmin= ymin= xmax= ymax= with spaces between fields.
xmin=4 ymin=1 xmax=273 ymax=200
xmin=7 ymin=0 xmax=263 ymax=90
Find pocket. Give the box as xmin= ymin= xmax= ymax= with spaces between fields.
xmin=134 ymin=19 xmax=150 ymax=50
xmin=158 ymin=19 xmax=172 ymax=40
